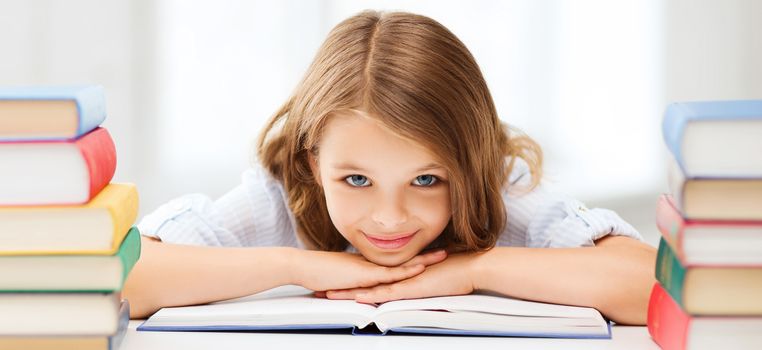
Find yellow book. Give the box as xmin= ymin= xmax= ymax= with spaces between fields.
xmin=0 ymin=183 xmax=138 ymax=255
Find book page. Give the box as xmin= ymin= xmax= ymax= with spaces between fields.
xmin=375 ymin=293 xmax=601 ymax=319
xmin=373 ymin=310 xmax=607 ymax=334
xmin=145 ymin=285 xmax=378 ymax=328
xmin=371 ymin=293 xmax=606 ymax=334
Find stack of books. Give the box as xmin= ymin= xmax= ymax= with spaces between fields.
xmin=648 ymin=100 xmax=762 ymax=350
xmin=0 ymin=86 xmax=140 ymax=350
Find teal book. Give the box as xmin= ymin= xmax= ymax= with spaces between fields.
xmin=662 ymin=99 xmax=762 ymax=178
xmin=0 ymin=227 xmax=141 ymax=292
xmin=0 ymin=85 xmax=106 ymax=141
xmin=655 ymin=237 xmax=762 ymax=315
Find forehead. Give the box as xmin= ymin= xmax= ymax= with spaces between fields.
xmin=317 ymin=111 xmax=442 ymax=170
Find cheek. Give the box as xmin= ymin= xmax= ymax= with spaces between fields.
xmin=322 ymin=184 xmax=369 ymax=232
xmin=410 ymin=190 xmax=451 ymax=230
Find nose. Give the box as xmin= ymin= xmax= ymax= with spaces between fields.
xmin=371 ymin=191 xmax=409 ymax=229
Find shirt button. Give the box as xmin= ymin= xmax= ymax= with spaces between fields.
xmin=171 ymin=198 xmax=192 ymax=212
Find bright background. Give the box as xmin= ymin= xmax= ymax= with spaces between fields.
xmin=3 ymin=0 xmax=761 ymax=246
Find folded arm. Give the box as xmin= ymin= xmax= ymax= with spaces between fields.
xmin=326 ymin=235 xmax=656 ymax=325
xmin=472 ymin=235 xmax=656 ymax=325
xmin=122 ymin=236 xmax=447 ymax=319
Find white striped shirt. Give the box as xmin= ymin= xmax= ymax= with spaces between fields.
xmin=138 ymin=158 xmax=642 ymax=249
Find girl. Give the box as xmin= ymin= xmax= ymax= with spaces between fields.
xmin=123 ymin=10 xmax=656 ymax=325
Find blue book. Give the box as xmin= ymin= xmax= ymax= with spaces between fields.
xmin=662 ymin=100 xmax=762 ymax=178
xmin=0 ymin=85 xmax=106 ymax=141
xmin=138 ymin=286 xmax=611 ymax=339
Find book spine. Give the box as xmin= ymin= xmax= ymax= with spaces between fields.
xmin=107 ymin=184 xmax=139 ymax=252
xmin=662 ymin=102 xmax=691 ymax=174
xmin=74 ymin=85 xmax=107 ymax=137
xmin=74 ymin=127 xmax=116 ymax=201
xmin=108 ymin=300 xmax=130 ymax=350
xmin=684 ymin=100 xmax=762 ymax=121
xmin=648 ymin=283 xmax=690 ymax=350
xmin=667 ymin=156 xmax=688 ymax=214
xmin=117 ymin=227 xmax=142 ymax=289
xmin=655 ymin=195 xmax=687 ymax=260
xmin=655 ymin=238 xmax=688 ymax=310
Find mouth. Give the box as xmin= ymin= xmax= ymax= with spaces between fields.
xmin=363 ymin=230 xmax=418 ymax=250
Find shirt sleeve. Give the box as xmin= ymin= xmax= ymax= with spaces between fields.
xmin=497 ymin=158 xmax=643 ymax=248
xmin=137 ymin=162 xmax=302 ymax=248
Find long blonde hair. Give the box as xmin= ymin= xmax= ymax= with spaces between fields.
xmin=257 ymin=10 xmax=542 ymax=252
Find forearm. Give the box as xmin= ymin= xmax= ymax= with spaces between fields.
xmin=122 ymin=236 xmax=296 ymax=318
xmin=472 ymin=236 xmax=656 ymax=325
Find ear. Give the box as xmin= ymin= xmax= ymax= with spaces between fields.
xmin=308 ymin=152 xmax=322 ymax=185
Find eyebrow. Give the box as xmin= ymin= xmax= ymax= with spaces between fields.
xmin=330 ymin=162 xmax=445 ymax=173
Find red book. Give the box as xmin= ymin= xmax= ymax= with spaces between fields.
xmin=648 ymin=283 xmax=762 ymax=350
xmin=0 ymin=127 xmax=116 ymax=205
xmin=656 ymin=194 xmax=762 ymax=266
xmin=648 ymin=283 xmax=689 ymax=350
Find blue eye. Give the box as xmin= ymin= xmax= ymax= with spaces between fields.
xmin=345 ymin=175 xmax=370 ymax=187
xmin=413 ymin=175 xmax=437 ymax=187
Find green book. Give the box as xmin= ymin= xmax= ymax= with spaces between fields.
xmin=0 ymin=227 xmax=141 ymax=292
xmin=655 ymin=238 xmax=686 ymax=307
xmin=656 ymin=237 xmax=762 ymax=315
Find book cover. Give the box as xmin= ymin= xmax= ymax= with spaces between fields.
xmin=656 ymin=194 xmax=762 ymax=265
xmin=0 ymin=127 xmax=116 ymax=206
xmin=656 ymin=238 xmax=762 ymax=315
xmin=0 ymin=227 xmax=141 ymax=292
xmin=0 ymin=299 xmax=129 ymax=350
xmin=662 ymin=99 xmax=762 ymax=178
xmin=0 ymin=183 xmax=138 ymax=255
xmin=647 ymin=283 xmax=762 ymax=350
xmin=0 ymin=85 xmax=106 ymax=141
xmin=647 ymin=283 xmax=690 ymax=350
xmin=138 ymin=285 xmax=612 ymax=339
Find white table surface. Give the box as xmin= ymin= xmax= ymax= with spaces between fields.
xmin=123 ymin=320 xmax=660 ymax=350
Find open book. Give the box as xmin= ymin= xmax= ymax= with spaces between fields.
xmin=138 ymin=286 xmax=611 ymax=338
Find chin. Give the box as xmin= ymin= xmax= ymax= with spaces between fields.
xmin=359 ymin=249 xmax=415 ymax=267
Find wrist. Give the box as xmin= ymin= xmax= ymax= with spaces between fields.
xmin=469 ymin=248 xmax=495 ymax=291
xmin=280 ymin=247 xmax=304 ymax=286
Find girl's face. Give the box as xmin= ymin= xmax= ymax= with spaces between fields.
xmin=311 ymin=111 xmax=452 ymax=267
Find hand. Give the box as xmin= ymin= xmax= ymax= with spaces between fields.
xmin=323 ymin=252 xmax=479 ymax=304
xmin=291 ymin=249 xmax=447 ymax=294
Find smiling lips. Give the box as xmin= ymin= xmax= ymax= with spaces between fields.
xmin=364 ymin=231 xmax=418 ymax=250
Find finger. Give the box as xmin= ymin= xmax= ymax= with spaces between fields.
xmin=325 ymin=287 xmax=372 ymax=300
xmin=313 ymin=291 xmax=327 ymax=298
xmin=401 ymin=249 xmax=447 ymax=267
xmin=355 ymin=280 xmax=420 ymax=304
xmin=371 ymin=264 xmax=425 ymax=285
